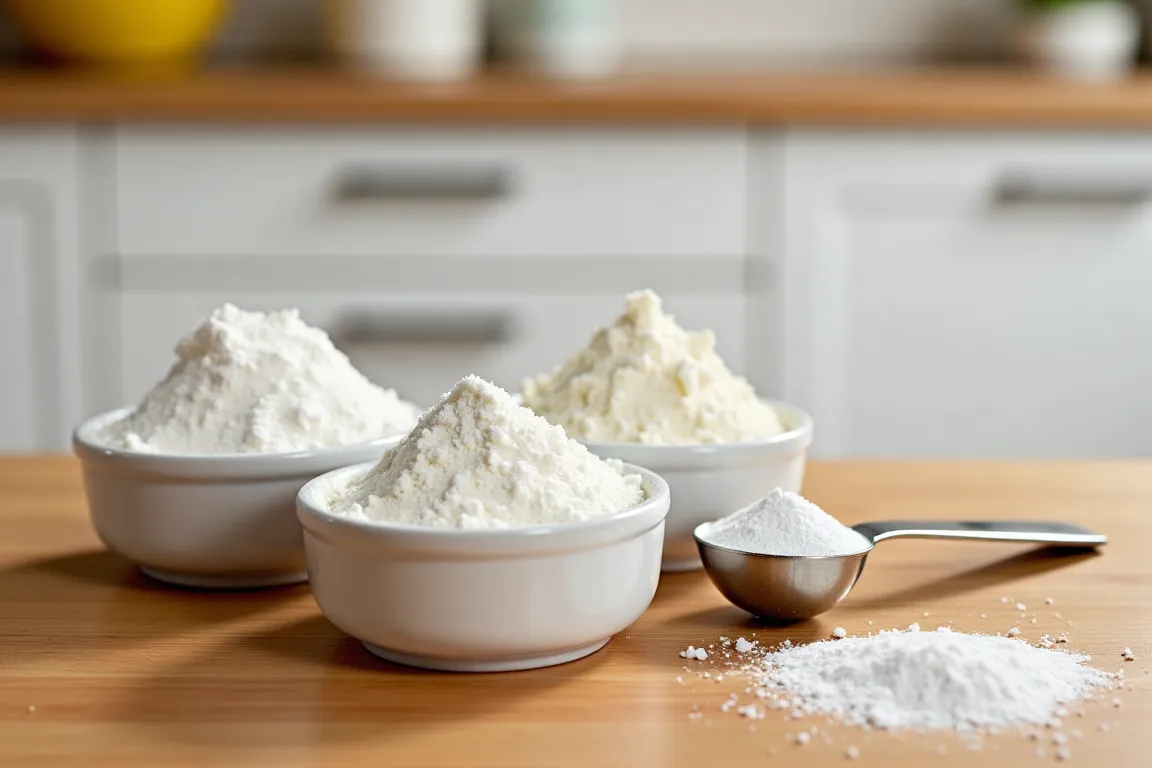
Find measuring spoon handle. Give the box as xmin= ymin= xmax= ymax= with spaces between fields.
xmin=852 ymin=520 xmax=1106 ymax=548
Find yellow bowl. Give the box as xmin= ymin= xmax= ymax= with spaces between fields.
xmin=5 ymin=0 xmax=228 ymax=65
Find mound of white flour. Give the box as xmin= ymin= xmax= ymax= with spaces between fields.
xmin=748 ymin=626 xmax=1117 ymax=730
xmin=97 ymin=304 xmax=423 ymax=454
xmin=700 ymin=489 xmax=870 ymax=556
xmin=521 ymin=290 xmax=784 ymax=445
xmin=328 ymin=375 xmax=644 ymax=529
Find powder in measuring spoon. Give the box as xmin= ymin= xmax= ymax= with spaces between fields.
xmin=700 ymin=488 xmax=870 ymax=556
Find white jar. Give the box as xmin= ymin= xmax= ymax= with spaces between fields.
xmin=492 ymin=0 xmax=620 ymax=79
xmin=327 ymin=0 xmax=484 ymax=81
xmin=1016 ymin=0 xmax=1138 ymax=82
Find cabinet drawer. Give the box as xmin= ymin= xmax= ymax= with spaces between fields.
xmin=116 ymin=292 xmax=747 ymax=409
xmin=114 ymin=128 xmax=746 ymax=259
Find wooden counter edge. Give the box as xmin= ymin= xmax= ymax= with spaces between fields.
xmin=6 ymin=66 xmax=1152 ymax=126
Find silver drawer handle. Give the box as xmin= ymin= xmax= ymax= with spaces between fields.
xmin=332 ymin=164 xmax=513 ymax=202
xmin=994 ymin=172 xmax=1152 ymax=205
xmin=333 ymin=310 xmax=516 ymax=345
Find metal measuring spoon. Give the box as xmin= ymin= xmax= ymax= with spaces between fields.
xmin=693 ymin=520 xmax=1106 ymax=621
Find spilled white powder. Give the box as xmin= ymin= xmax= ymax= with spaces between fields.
xmin=521 ymin=290 xmax=784 ymax=445
xmin=735 ymin=627 xmax=1118 ymax=731
xmin=97 ymin=304 xmax=422 ymax=454
xmin=699 ymin=488 xmax=870 ymax=556
xmin=328 ymin=376 xmax=643 ymax=529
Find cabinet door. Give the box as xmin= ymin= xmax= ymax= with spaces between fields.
xmin=0 ymin=130 xmax=78 ymax=452
xmin=117 ymin=292 xmax=746 ymax=411
xmin=783 ymin=131 xmax=1152 ymax=458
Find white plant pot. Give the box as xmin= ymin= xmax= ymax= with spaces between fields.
xmin=326 ymin=0 xmax=484 ymax=82
xmin=1017 ymin=1 xmax=1139 ymax=81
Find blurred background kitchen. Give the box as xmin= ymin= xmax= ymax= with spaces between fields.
xmin=2 ymin=0 xmax=1150 ymax=459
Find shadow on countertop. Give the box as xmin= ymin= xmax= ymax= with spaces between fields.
xmin=0 ymin=549 xmax=307 ymax=669
xmin=110 ymin=611 xmax=601 ymax=751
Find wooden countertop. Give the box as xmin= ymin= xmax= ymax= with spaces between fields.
xmin=8 ymin=66 xmax=1152 ymax=126
xmin=1 ymin=457 xmax=1148 ymax=767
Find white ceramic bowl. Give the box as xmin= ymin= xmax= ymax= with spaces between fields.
xmin=72 ymin=407 xmax=405 ymax=589
xmin=581 ymin=399 xmax=813 ymax=572
xmin=296 ymin=461 xmax=670 ymax=672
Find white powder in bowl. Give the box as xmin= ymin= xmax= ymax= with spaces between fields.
xmin=328 ymin=375 xmax=645 ymax=529
xmin=700 ymin=489 xmax=870 ymax=556
xmin=521 ymin=290 xmax=784 ymax=445
xmin=97 ymin=304 xmax=423 ymax=454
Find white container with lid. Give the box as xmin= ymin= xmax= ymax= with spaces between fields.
xmin=326 ymin=0 xmax=485 ymax=81
xmin=492 ymin=0 xmax=620 ymax=79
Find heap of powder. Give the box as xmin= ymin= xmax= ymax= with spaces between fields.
xmin=742 ymin=627 xmax=1117 ymax=731
xmin=328 ymin=375 xmax=644 ymax=529
xmin=97 ymin=304 xmax=423 ymax=454
xmin=521 ymin=290 xmax=784 ymax=445
xmin=700 ymin=488 xmax=870 ymax=556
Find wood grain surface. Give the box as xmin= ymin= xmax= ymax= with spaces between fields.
xmin=0 ymin=457 xmax=1148 ymax=767
xmin=7 ymin=66 xmax=1152 ymax=126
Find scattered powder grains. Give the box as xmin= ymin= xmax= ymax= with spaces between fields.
xmin=680 ymin=646 xmax=708 ymax=661
xmin=521 ymin=290 xmax=784 ymax=444
xmin=97 ymin=304 xmax=422 ymax=454
xmin=327 ymin=376 xmax=642 ymax=529
xmin=749 ymin=627 xmax=1116 ymax=731
xmin=701 ymin=625 xmax=1120 ymax=749
xmin=698 ymin=489 xmax=870 ymax=557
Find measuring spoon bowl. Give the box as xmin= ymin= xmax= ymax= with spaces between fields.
xmin=694 ymin=519 xmax=1105 ymax=622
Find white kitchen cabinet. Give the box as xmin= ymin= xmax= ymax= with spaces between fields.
xmin=0 ymin=129 xmax=80 ymax=452
xmin=778 ymin=130 xmax=1152 ymax=458
xmin=113 ymin=127 xmax=746 ymax=259
xmin=114 ymin=287 xmax=747 ymax=411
